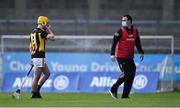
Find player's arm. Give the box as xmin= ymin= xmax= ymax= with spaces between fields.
xmin=135 ymin=29 xmax=144 ymax=61
xmin=29 ymin=43 xmax=32 ymax=52
xmin=46 ymin=24 xmax=55 ymax=41
xmin=110 ymin=29 xmax=121 ymax=61
xmin=29 ymin=37 xmax=32 ymax=53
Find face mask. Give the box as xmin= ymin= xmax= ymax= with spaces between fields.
xmin=122 ymin=21 xmax=127 ymax=27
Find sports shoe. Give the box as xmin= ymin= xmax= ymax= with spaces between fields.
xmin=121 ymin=94 xmax=130 ymax=99
xmin=36 ymin=92 xmax=42 ymax=98
xmin=109 ymin=90 xmax=118 ymax=99
xmin=31 ymin=92 xmax=42 ymax=98
xmin=121 ymin=96 xmax=130 ymax=99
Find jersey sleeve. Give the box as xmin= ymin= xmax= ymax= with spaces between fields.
xmin=135 ymin=29 xmax=144 ymax=54
xmin=136 ymin=29 xmax=140 ymax=37
xmin=113 ymin=28 xmax=121 ymax=37
xmin=41 ymin=30 xmax=48 ymax=39
xmin=110 ymin=29 xmax=122 ymax=55
xmin=29 ymin=35 xmax=31 ymax=42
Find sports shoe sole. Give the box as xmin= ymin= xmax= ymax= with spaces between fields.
xmin=108 ymin=90 xmax=118 ymax=99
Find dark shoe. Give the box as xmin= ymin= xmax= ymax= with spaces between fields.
xmin=31 ymin=92 xmax=38 ymax=98
xmin=31 ymin=92 xmax=42 ymax=98
xmin=121 ymin=96 xmax=129 ymax=99
xmin=36 ymin=92 xmax=42 ymax=98
xmin=109 ymin=90 xmax=118 ymax=99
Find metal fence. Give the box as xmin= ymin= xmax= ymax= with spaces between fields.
xmin=1 ymin=35 xmax=174 ymax=55
xmin=0 ymin=19 xmax=180 ymax=52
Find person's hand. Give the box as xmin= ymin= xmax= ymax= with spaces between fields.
xmin=140 ymin=53 xmax=144 ymax=62
xmin=46 ymin=24 xmax=55 ymax=41
xmin=111 ymin=55 xmax=116 ymax=61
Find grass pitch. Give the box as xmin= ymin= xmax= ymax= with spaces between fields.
xmin=0 ymin=92 xmax=180 ymax=107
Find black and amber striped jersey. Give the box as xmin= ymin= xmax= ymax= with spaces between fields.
xmin=30 ymin=28 xmax=48 ymax=58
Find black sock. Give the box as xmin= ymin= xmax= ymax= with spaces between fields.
xmin=32 ymin=91 xmax=37 ymax=94
xmin=37 ymin=85 xmax=42 ymax=92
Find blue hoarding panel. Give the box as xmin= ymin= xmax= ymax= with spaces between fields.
xmin=2 ymin=72 xmax=159 ymax=93
xmin=2 ymin=72 xmax=33 ymax=92
xmin=2 ymin=72 xmax=79 ymax=92
xmin=79 ymin=72 xmax=159 ymax=93
xmin=51 ymin=73 xmax=79 ymax=92
xmin=131 ymin=72 xmax=160 ymax=93
xmin=79 ymin=72 xmax=119 ymax=92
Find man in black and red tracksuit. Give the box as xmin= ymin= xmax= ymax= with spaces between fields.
xmin=109 ymin=15 xmax=144 ymax=99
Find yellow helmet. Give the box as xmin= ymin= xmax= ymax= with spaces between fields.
xmin=37 ymin=16 xmax=49 ymax=24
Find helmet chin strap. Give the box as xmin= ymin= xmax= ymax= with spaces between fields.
xmin=37 ymin=24 xmax=46 ymax=31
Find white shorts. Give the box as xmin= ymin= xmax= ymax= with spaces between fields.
xmin=32 ymin=58 xmax=46 ymax=67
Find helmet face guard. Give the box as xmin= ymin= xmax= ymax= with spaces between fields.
xmin=37 ymin=16 xmax=49 ymax=25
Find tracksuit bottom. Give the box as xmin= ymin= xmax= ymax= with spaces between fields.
xmin=110 ymin=58 xmax=136 ymax=98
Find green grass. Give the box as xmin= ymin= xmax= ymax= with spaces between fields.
xmin=0 ymin=92 xmax=180 ymax=107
